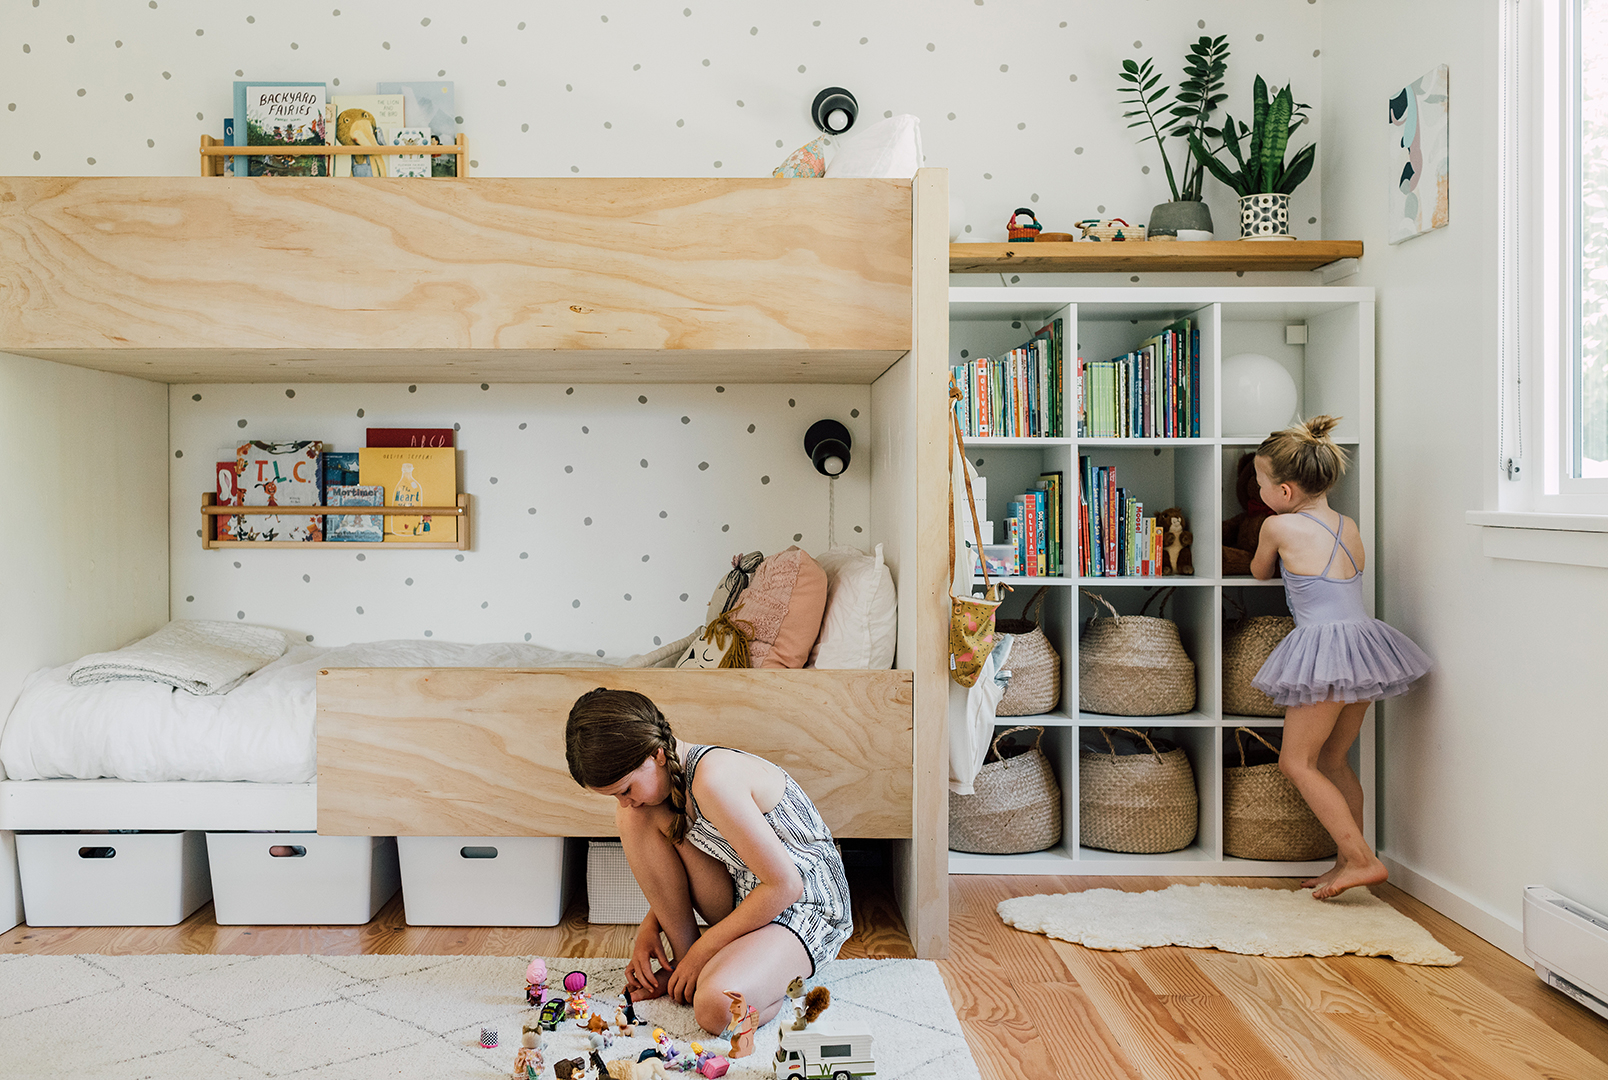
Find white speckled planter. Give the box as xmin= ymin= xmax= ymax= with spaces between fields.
xmin=1239 ymin=193 xmax=1292 ymax=238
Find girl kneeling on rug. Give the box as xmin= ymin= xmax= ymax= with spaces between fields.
xmin=565 ymin=688 xmax=852 ymax=1035
xmin=1250 ymin=416 xmax=1432 ymax=901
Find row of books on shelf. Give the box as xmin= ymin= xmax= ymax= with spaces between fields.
xmin=216 ymin=428 xmax=456 ymax=543
xmin=225 ymin=81 xmax=459 ymax=178
xmin=951 ymin=317 xmax=1065 ymax=439
xmin=970 ymin=471 xmax=1065 ymax=578
xmin=1078 ymin=456 xmax=1168 ymax=577
xmin=1078 ymin=318 xmax=1201 ymax=438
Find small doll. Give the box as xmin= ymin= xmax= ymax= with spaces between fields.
xmin=614 ymin=1001 xmax=635 ymax=1037
xmin=512 ymin=1025 xmax=545 ymax=1080
xmin=526 ymin=958 xmax=553 ymax=1007
xmin=564 ymin=970 xmax=591 ymax=1019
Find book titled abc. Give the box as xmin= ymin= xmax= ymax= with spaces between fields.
xmin=359 ymin=446 xmax=457 ymax=543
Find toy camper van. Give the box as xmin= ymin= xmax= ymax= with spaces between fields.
xmin=773 ymin=1026 xmax=875 ymax=1080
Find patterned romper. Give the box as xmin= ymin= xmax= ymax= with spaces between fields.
xmin=681 ymin=744 xmax=853 ymax=975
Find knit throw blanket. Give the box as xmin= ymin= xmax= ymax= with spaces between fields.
xmin=67 ymin=620 xmax=289 ymax=696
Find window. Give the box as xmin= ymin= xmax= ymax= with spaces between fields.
xmin=819 ymin=1045 xmax=852 ymax=1059
xmin=1574 ymin=1 xmax=1608 ymax=483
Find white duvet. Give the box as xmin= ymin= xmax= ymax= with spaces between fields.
xmin=0 ymin=636 xmax=693 ymax=784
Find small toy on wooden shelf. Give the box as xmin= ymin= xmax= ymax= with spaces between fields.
xmin=1076 ymin=218 xmax=1147 ymax=242
xmin=526 ymin=958 xmax=554 ymax=1007
xmin=1159 ymin=508 xmax=1194 ymax=576
xmin=719 ymin=990 xmax=759 ymax=1058
xmin=512 ymin=1025 xmax=546 ymax=1080
xmin=1005 ymin=208 xmax=1043 ymax=241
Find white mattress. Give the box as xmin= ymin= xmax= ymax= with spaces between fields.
xmin=0 ymin=637 xmax=684 ymax=784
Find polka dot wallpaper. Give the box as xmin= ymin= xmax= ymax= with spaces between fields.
xmin=170 ymin=382 xmax=871 ymax=652
xmin=1 ymin=0 xmax=1324 ymax=239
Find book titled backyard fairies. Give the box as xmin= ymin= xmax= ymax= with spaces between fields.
xmin=359 ymin=446 xmax=457 ymax=542
xmin=220 ymin=440 xmax=325 ymax=541
xmin=236 ymin=83 xmax=328 ymax=177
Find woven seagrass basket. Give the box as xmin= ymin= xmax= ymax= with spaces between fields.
xmin=997 ymin=586 xmax=1062 ymax=717
xmin=1221 ymin=613 xmax=1295 ymax=717
xmin=1078 ymin=588 xmax=1197 ymax=716
xmin=949 ymin=726 xmax=1062 ymax=855
xmin=1222 ymin=727 xmax=1336 ymax=861
xmin=1078 ymin=727 xmax=1198 ymax=854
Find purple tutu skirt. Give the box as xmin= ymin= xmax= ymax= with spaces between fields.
xmin=1251 ymin=618 xmax=1432 ymax=708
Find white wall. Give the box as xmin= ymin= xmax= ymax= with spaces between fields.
xmin=170 ymin=383 xmax=871 ymax=652
xmin=0 ymin=352 xmax=168 ymax=930
xmin=1 ymin=0 xmax=1321 ymax=242
xmin=1322 ymin=3 xmax=1608 ymax=956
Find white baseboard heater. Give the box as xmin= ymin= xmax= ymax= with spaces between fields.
xmin=1524 ymin=885 xmax=1608 ymax=1021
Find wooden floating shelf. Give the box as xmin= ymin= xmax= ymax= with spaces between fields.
xmin=201 ymin=492 xmax=471 ymax=550
xmin=949 ymin=240 xmax=1364 ymax=274
xmin=200 ymin=133 xmax=468 ymax=178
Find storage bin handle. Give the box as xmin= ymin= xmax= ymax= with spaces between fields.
xmin=1080 ymin=588 xmax=1120 ymax=620
xmin=1139 ymin=587 xmax=1177 ymax=619
xmin=989 ymin=725 xmax=1045 ymax=762
xmin=77 ymin=846 xmax=115 ymax=859
xmin=269 ymin=845 xmax=307 ymax=858
xmin=1099 ymin=726 xmax=1165 ymax=764
xmin=460 ymin=846 xmax=499 ymax=859
xmin=1232 ymin=726 xmax=1281 ymax=768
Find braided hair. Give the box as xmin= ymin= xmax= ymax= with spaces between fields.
xmin=1256 ymin=415 xmax=1350 ymax=496
xmin=565 ymin=688 xmax=691 ymax=843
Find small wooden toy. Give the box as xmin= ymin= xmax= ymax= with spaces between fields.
xmin=512 ymin=1026 xmax=545 ymax=1080
xmin=719 ymin=991 xmax=757 ymax=1059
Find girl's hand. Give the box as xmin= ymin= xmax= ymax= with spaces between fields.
xmin=665 ymin=936 xmax=713 ymax=1006
xmin=627 ymin=914 xmax=673 ymax=997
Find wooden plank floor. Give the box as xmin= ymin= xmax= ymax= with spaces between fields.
xmin=5 ymin=870 xmax=1607 ymax=1080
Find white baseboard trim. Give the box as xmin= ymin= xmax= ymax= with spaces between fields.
xmin=1381 ymin=853 xmax=1525 ymax=962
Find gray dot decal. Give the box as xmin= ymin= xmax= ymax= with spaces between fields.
xmin=566 ymin=465 xmax=574 ymax=473
xmin=641 ymin=555 xmax=650 ymax=562
xmin=681 ymin=416 xmax=690 ymax=424
xmin=306 ymin=635 xmax=314 ymax=642
xmin=761 ymin=476 xmax=770 ymax=484
xmin=788 ymin=398 xmax=796 ymax=407
xmin=698 ymin=462 xmax=709 ymax=471
xmin=520 ymin=552 xmax=528 ymax=559
xmin=625 ymin=593 xmax=632 ymax=600
xmin=357 ymin=408 xmax=365 ymax=417
xmin=302 ymin=574 xmax=310 ymax=583
xmin=854 ymin=525 xmax=863 ymax=533
xmin=481 ymin=382 xmax=489 ymax=390
xmin=175 ymin=450 xmax=183 ymax=458
xmin=573 ymin=599 xmax=581 ymax=608
xmin=653 ymin=636 xmax=662 ymax=645
xmin=722 ymin=524 xmax=730 ymax=532
xmin=455 ymin=554 xmax=464 ymax=561
xmin=425 ymin=630 xmax=433 ymax=636
xmin=566 ymin=387 xmax=574 ymax=394
xmin=234 ymin=562 xmax=242 ymax=569
xmin=850 ymin=409 xmax=860 ymax=418
xmin=1257 ymin=33 xmax=1264 ymax=41
xmin=520 ymin=422 xmax=527 ymax=429
xmin=490 ymin=476 xmax=498 ymax=484
xmin=793 ymin=533 xmax=803 ymax=541
xmin=597 ymin=649 xmax=605 ymax=657
xmin=408 ymin=385 xmax=416 ymax=393
xmin=716 ymin=386 xmax=725 ymax=393
xmin=237 ymin=419 xmax=248 ymax=428
xmin=584 ymin=517 xmax=593 ymax=525
xmin=356 ymin=606 xmax=364 ymax=614
xmin=481 ymin=601 xmax=488 ymax=608
xmin=747 ymin=424 xmax=756 ymax=433
xmin=659 ymin=511 xmax=668 ymax=518
xmin=528 ymin=507 xmax=536 ymax=514
xmin=356 ymin=553 xmax=366 ymax=561
xmin=186 ymin=595 xmax=194 ymax=602
xmin=237 ymin=610 xmax=245 ymax=619
xmin=405 ymin=577 xmax=413 ymax=585
xmin=525 ymin=632 xmax=533 ymax=641
xmin=640 ymin=459 xmax=648 ymax=468
xmin=285 ymin=389 xmax=295 ymax=398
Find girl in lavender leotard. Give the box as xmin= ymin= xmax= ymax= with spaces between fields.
xmin=1249 ymin=416 xmax=1432 ymax=900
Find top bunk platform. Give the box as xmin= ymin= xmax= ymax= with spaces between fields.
xmin=0 ymin=176 xmax=914 ymax=384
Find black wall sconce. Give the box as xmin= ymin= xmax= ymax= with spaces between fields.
xmin=812 ymin=87 xmax=859 ymax=136
xmin=804 ymin=419 xmax=852 ymax=477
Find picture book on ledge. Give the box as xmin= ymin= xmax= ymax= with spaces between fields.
xmin=359 ymin=446 xmax=457 ymax=542
xmin=329 ymin=94 xmax=404 ymax=177
xmin=218 ymin=440 xmax=325 ymax=541
xmin=235 ymin=83 xmax=328 ymax=177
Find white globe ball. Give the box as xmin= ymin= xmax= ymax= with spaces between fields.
xmin=1221 ymin=353 xmax=1299 ymax=436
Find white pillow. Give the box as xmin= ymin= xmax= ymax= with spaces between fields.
xmin=808 ymin=543 xmax=898 ymax=669
xmin=825 ymin=115 xmax=924 ymax=179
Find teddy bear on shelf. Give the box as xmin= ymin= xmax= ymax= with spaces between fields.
xmin=1221 ymin=451 xmax=1274 ymax=577
xmin=1158 ymin=507 xmax=1194 ymax=576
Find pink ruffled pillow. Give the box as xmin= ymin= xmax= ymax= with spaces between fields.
xmin=741 ymin=546 xmax=828 ymax=669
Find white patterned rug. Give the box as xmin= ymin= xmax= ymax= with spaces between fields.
xmin=998 ymin=883 xmax=1461 ymax=966
xmin=0 ymin=954 xmax=980 ymax=1080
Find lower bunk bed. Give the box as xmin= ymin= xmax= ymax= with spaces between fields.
xmin=0 ymin=639 xmax=915 ymax=933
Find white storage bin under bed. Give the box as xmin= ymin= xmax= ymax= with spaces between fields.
xmin=16 ymin=830 xmax=212 ymax=927
xmin=397 ymin=836 xmax=573 ymax=927
xmin=206 ymin=832 xmax=400 ymax=925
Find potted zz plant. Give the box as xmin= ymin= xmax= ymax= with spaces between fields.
xmin=1188 ymin=76 xmax=1316 ymax=239
xmin=1118 ymin=35 xmax=1231 ymax=239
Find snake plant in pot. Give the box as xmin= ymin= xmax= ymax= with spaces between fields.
xmin=1118 ymin=35 xmax=1230 ymax=239
xmin=1188 ymin=76 xmax=1316 ymax=239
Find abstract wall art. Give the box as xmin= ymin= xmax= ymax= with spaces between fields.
xmin=1388 ymin=64 xmax=1450 ymax=244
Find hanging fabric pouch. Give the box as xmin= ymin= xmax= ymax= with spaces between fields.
xmin=949 ymin=377 xmax=1002 ymax=687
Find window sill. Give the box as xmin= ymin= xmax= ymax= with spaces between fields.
xmin=1465 ymin=510 xmax=1608 ymax=567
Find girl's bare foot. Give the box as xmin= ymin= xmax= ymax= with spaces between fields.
xmin=628 ymin=965 xmax=674 ymax=1003
xmin=1301 ymin=859 xmax=1345 ymax=891
xmin=1311 ymin=857 xmax=1387 ymax=900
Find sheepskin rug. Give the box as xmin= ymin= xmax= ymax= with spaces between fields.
xmin=997 ymin=883 xmax=1461 ymax=966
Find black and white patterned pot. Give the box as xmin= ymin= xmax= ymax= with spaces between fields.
xmin=1238 ymin=193 xmax=1292 ymax=238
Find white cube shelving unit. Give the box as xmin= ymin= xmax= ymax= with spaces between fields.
xmin=947 ymin=286 xmax=1375 ymax=876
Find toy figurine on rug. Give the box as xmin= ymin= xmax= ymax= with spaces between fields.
xmin=614 ymin=999 xmax=636 ymax=1037
xmin=564 ymin=970 xmax=592 ymax=1018
xmin=791 ymin=986 xmax=831 ymax=1031
xmin=512 ymin=1025 xmax=546 ymax=1080
xmin=719 ymin=991 xmax=758 ymax=1058
xmin=554 ymin=1056 xmax=588 ymax=1080
xmin=526 ymin=958 xmax=554 ymax=1007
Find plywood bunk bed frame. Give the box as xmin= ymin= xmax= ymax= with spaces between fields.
xmin=0 ymin=173 xmax=952 ymax=957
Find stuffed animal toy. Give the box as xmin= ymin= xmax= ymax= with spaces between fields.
xmin=1158 ymin=508 xmax=1194 ymax=576
xmin=1221 ymin=452 xmax=1273 ymax=576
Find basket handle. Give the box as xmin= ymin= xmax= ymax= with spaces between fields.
xmin=1099 ymin=726 xmax=1164 ymax=764
xmin=1080 ymin=588 xmax=1119 ymax=620
xmin=991 ymin=725 xmax=1045 ymax=760
xmin=1007 ymin=208 xmax=1041 ymax=230
xmin=1021 ymin=584 xmax=1051 ymax=626
xmin=1232 ymin=726 xmax=1281 ymax=767
xmin=1138 ymin=586 xmax=1177 ymax=619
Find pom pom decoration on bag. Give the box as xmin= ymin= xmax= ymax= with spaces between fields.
xmin=995 ymin=586 xmax=1062 ymax=716
xmin=1222 ymin=727 xmax=1336 ymax=861
xmin=1006 ymin=207 xmax=1044 ymax=242
xmin=1221 ymin=595 xmax=1295 ymax=717
xmin=949 ymin=377 xmax=1003 ymax=687
xmin=1078 ymin=727 xmax=1198 ymax=853
xmin=1078 ymin=588 xmax=1197 ymax=715
xmin=948 ymin=726 xmax=1062 ymax=854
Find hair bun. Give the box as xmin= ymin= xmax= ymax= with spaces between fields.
xmin=1298 ymin=415 xmax=1341 ymax=443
